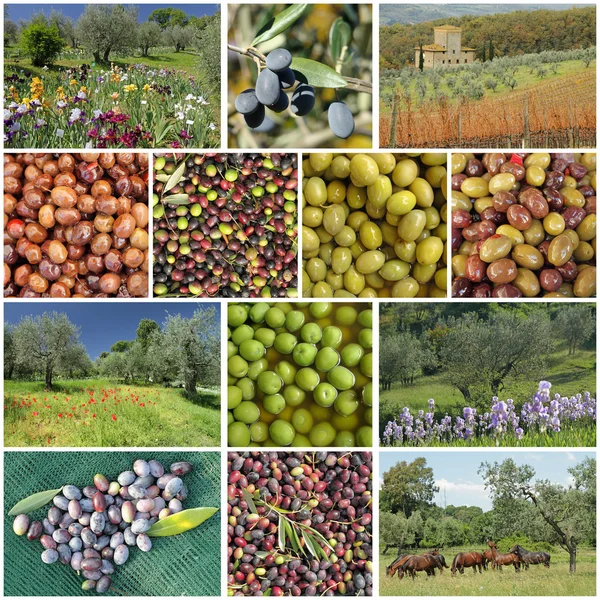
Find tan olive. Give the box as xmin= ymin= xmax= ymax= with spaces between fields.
xmin=547 ymin=234 xmax=574 ymax=266
xmin=479 ymin=235 xmax=512 ymax=263
xmin=514 ymin=268 xmax=541 ymax=297
xmin=511 ymin=244 xmax=544 ymax=270
xmin=486 ymin=258 xmax=517 ymax=283
xmin=573 ymin=266 xmax=596 ymax=297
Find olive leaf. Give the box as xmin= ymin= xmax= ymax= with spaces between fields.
xmin=277 ymin=514 xmax=286 ymax=551
xmin=163 ymin=160 xmax=186 ymax=194
xmin=252 ymin=4 xmax=309 ymax=47
xmin=154 ymin=173 xmax=170 ymax=183
xmin=161 ymin=194 xmax=190 ymax=205
xmin=290 ymin=58 xmax=348 ymax=89
xmin=285 ymin=520 xmax=301 ymax=554
xmin=8 ymin=487 xmax=63 ymax=516
xmin=263 ymin=589 xmax=272 ymax=596
xmin=147 ymin=507 xmax=218 ymax=537
xmin=242 ymin=489 xmax=258 ymax=514
xmin=329 ymin=18 xmax=352 ymax=62
xmin=302 ymin=531 xmax=317 ymax=557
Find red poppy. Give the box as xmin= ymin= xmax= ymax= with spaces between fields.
xmin=140 ymin=403 xmax=145 ymax=407
xmin=111 ymin=414 xmax=117 ymax=421
xmin=58 ymin=413 xmax=63 ymax=418
xmin=92 ymin=414 xmax=97 ymax=418
xmin=32 ymin=411 xmax=38 ymax=416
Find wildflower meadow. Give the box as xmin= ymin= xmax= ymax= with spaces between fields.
xmin=382 ymin=381 xmax=597 ymax=447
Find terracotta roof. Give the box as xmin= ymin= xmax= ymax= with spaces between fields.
xmin=415 ymin=43 xmax=446 ymax=51
xmin=434 ymin=25 xmax=462 ymax=31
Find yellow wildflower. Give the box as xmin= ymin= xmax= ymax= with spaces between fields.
xmin=110 ymin=73 xmax=121 ymax=83
xmin=9 ymin=86 xmax=20 ymax=102
xmin=30 ymin=77 xmax=45 ymax=100
xmin=143 ymin=84 xmax=150 ymax=92
xmin=124 ymin=84 xmax=137 ymax=93
xmin=80 ymin=86 xmax=88 ymax=93
xmin=55 ymin=86 xmax=66 ymax=101
xmin=21 ymin=97 xmax=31 ymax=108
xmin=69 ymin=79 xmax=78 ymax=86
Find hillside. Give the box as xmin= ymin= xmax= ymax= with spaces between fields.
xmin=380 ymin=4 xmax=591 ymax=25
xmin=380 ymin=6 xmax=596 ymax=69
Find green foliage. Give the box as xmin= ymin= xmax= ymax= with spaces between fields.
xmin=555 ymin=304 xmax=596 ymax=354
xmin=75 ymin=5 xmax=138 ymax=62
xmin=148 ymin=8 xmax=189 ymax=29
xmin=137 ymin=21 xmax=162 ymax=57
xmin=380 ymin=6 xmax=596 ymax=69
xmin=110 ymin=340 xmax=133 ymax=353
xmin=380 ymin=457 xmax=438 ymax=516
xmin=194 ymin=12 xmax=221 ymax=91
xmin=20 ymin=17 xmax=64 ymax=67
xmin=136 ymin=319 xmax=160 ymax=350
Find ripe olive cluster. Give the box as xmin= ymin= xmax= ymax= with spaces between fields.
xmin=228 ymin=302 xmax=372 ymax=448
xmin=227 ymin=451 xmax=373 ymax=596
xmin=235 ymin=49 xmax=355 ymax=139
xmin=302 ymin=153 xmax=448 ymax=298
xmin=4 ymin=153 xmax=149 ymax=298
xmin=11 ymin=459 xmax=192 ymax=594
xmin=452 ymin=152 xmax=596 ymax=298
xmin=153 ymin=152 xmax=298 ymax=298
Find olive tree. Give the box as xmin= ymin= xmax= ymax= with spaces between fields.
xmin=437 ymin=309 xmax=553 ymax=408
xmin=76 ymin=5 xmax=138 ymax=63
xmin=554 ymin=304 xmax=595 ymax=354
xmin=12 ymin=312 xmax=82 ymax=389
xmin=479 ymin=457 xmax=596 ymax=573
xmin=163 ymin=24 xmax=194 ymax=53
xmin=380 ymin=511 xmax=423 ymax=554
xmin=4 ymin=324 xmax=16 ymax=379
xmin=137 ymin=21 xmax=161 ymax=57
xmin=194 ymin=12 xmax=221 ymax=90
xmin=151 ymin=307 xmax=220 ymax=395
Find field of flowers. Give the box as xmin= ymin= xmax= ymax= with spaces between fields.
xmin=382 ymin=381 xmax=596 ymax=447
xmin=4 ymin=62 xmax=219 ymax=148
xmin=4 ymin=379 xmax=220 ymax=447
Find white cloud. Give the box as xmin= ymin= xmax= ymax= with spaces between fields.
xmin=567 ymin=452 xmax=577 ymax=461
xmin=435 ymin=478 xmax=487 ymax=497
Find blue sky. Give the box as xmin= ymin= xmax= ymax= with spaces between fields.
xmin=5 ymin=4 xmax=218 ymax=23
xmin=379 ymin=451 xmax=594 ymax=510
xmin=4 ymin=302 xmax=219 ymax=360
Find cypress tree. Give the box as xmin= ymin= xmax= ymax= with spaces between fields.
xmin=482 ymin=44 xmax=486 ymax=63
xmin=419 ymin=42 xmax=424 ymax=71
xmin=489 ymin=39 xmax=495 ymax=61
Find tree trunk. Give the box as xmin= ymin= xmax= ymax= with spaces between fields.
xmin=569 ymin=544 xmax=576 ymax=574
xmin=45 ymin=362 xmax=53 ymax=390
xmin=93 ymin=50 xmax=100 ymax=63
xmin=185 ymin=375 xmax=196 ymax=395
xmin=383 ymin=544 xmax=390 ymax=555
xmin=103 ymin=46 xmax=111 ymax=62
xmin=458 ymin=385 xmax=472 ymax=401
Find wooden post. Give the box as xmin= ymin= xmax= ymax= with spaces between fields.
xmin=523 ymin=96 xmax=529 ymax=148
xmin=389 ymin=90 xmax=399 ymax=148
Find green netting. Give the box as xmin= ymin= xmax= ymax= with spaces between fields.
xmin=4 ymin=451 xmax=221 ymax=596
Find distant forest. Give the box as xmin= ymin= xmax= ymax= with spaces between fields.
xmin=380 ymin=6 xmax=596 ymax=69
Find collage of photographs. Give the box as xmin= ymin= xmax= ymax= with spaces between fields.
xmin=1 ymin=0 xmax=597 ymax=598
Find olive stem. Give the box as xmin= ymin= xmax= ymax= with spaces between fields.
xmin=226 ymin=44 xmax=372 ymax=94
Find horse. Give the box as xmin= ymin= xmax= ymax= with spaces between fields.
xmin=399 ymin=554 xmax=444 ymax=580
xmin=451 ymin=551 xmax=486 ymax=576
xmin=487 ymin=540 xmax=520 ymax=571
xmin=386 ymin=551 xmax=443 ymax=578
xmin=482 ymin=548 xmax=494 ymax=570
xmin=509 ymin=545 xmax=551 ymax=569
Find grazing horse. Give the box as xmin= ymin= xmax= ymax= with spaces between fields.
xmin=482 ymin=548 xmax=494 ymax=570
xmin=451 ymin=551 xmax=486 ymax=576
xmin=509 ymin=545 xmax=551 ymax=569
xmin=386 ymin=551 xmax=443 ymax=578
xmin=400 ymin=554 xmax=444 ymax=580
xmin=487 ymin=540 xmax=520 ymax=571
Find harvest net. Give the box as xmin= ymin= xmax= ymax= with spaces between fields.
xmin=4 ymin=451 xmax=221 ymax=596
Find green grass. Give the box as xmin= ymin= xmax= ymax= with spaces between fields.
xmin=381 ymin=60 xmax=594 ymax=105
xmin=4 ymin=379 xmax=220 ymax=447
xmin=4 ymin=49 xmax=201 ymax=79
xmin=379 ymin=546 xmax=596 ymax=596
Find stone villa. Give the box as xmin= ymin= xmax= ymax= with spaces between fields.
xmin=415 ymin=25 xmax=476 ymax=69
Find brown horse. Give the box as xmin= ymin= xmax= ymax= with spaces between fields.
xmin=451 ymin=551 xmax=486 ymax=576
xmin=386 ymin=550 xmax=442 ymax=578
xmin=399 ymin=554 xmax=444 ymax=580
xmin=482 ymin=548 xmax=494 ymax=570
xmin=487 ymin=540 xmax=520 ymax=571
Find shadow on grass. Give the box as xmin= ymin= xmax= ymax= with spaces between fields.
xmin=180 ymin=389 xmax=220 ymax=409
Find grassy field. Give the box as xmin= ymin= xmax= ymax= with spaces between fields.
xmin=381 ymin=60 xmax=594 ymax=105
xmin=379 ymin=546 xmax=596 ymax=596
xmin=4 ymin=48 xmax=202 ymax=79
xmin=4 ymin=379 xmax=220 ymax=447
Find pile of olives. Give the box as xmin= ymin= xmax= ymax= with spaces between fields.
xmin=302 ymin=153 xmax=448 ymax=298
xmin=11 ymin=459 xmax=193 ymax=594
xmin=227 ymin=302 xmax=373 ymax=447
xmin=452 ymin=152 xmax=596 ymax=297
xmin=235 ymin=49 xmax=355 ymax=140
xmin=227 ymin=451 xmax=373 ymax=596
